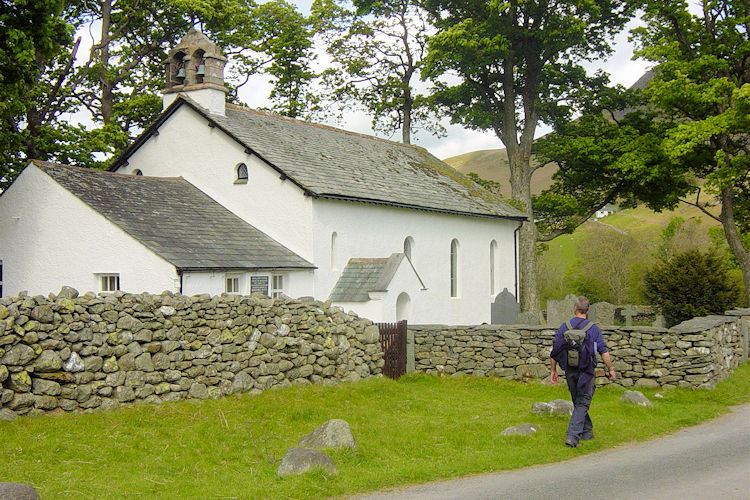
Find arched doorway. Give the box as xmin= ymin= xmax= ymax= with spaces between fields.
xmin=396 ymin=292 xmax=411 ymax=322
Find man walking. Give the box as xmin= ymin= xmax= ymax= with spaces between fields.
xmin=550 ymin=296 xmax=616 ymax=447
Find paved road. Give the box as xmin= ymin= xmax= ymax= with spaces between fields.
xmin=351 ymin=404 xmax=750 ymax=500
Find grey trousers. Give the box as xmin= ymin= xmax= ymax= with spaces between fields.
xmin=565 ymin=370 xmax=595 ymax=441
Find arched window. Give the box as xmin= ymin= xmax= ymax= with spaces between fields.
xmin=133 ymin=169 xmax=143 ymax=176
xmin=490 ymin=240 xmax=498 ymax=296
xmin=235 ymin=163 xmax=248 ymax=184
xmin=450 ymin=239 xmax=459 ymax=297
xmin=403 ymin=236 xmax=414 ymax=262
xmin=331 ymin=232 xmax=338 ymax=271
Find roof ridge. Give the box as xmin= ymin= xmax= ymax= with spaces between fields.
xmin=224 ymin=103 xmax=423 ymax=150
xmin=32 ymin=160 xmax=183 ymax=181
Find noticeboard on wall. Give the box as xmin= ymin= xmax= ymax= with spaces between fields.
xmin=250 ymin=275 xmax=269 ymax=295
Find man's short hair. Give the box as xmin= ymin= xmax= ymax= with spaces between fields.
xmin=574 ymin=296 xmax=590 ymax=314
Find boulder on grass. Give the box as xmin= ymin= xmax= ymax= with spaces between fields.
xmin=0 ymin=483 xmax=39 ymax=500
xmin=532 ymin=399 xmax=573 ymax=416
xmin=277 ymin=447 xmax=337 ymax=477
xmin=620 ymin=390 xmax=653 ymax=407
xmin=299 ymin=419 xmax=356 ymax=449
xmin=549 ymin=399 xmax=574 ymax=415
xmin=501 ymin=423 xmax=540 ymax=436
xmin=531 ymin=402 xmax=552 ymax=415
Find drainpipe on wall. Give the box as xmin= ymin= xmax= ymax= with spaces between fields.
xmin=513 ymin=222 xmax=522 ymax=301
xmin=177 ymin=269 xmax=183 ymax=294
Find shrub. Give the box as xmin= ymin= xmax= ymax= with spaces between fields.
xmin=643 ymin=249 xmax=742 ymax=327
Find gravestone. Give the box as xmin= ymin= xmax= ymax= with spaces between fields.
xmin=515 ymin=311 xmax=540 ymax=325
xmin=590 ymin=302 xmax=615 ymax=325
xmin=491 ymin=288 xmax=520 ymax=324
xmin=546 ymin=294 xmax=577 ymax=326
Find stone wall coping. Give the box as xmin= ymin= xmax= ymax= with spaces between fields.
xmin=669 ymin=315 xmax=734 ymax=334
xmin=408 ymin=324 xmax=668 ymax=334
xmin=725 ymin=308 xmax=750 ymax=317
xmin=599 ymin=325 xmax=669 ymax=333
xmin=408 ymin=324 xmax=554 ymax=332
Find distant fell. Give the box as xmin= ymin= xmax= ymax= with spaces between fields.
xmin=443 ymin=148 xmax=557 ymax=197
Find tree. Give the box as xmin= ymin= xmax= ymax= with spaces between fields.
xmin=536 ymin=1 xmax=750 ymax=306
xmin=1 ymin=0 xmax=320 ymax=190
xmin=421 ymin=0 xmax=636 ymax=315
xmin=644 ymin=249 xmax=742 ymax=327
xmin=532 ymin=85 xmax=694 ymax=238
xmin=314 ymin=0 xmax=442 ymax=143
xmin=571 ymin=228 xmax=649 ymax=304
xmin=0 ymin=0 xmax=72 ymax=188
xmin=632 ymin=0 xmax=750 ymax=305
xmin=232 ymin=0 xmax=319 ymax=118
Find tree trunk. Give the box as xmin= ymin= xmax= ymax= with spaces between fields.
xmin=720 ymin=185 xmax=750 ymax=306
xmin=402 ymin=86 xmax=412 ymax=144
xmin=508 ymin=148 xmax=541 ymax=320
xmin=99 ymin=0 xmax=114 ymax=124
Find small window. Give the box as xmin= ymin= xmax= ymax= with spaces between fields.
xmin=271 ymin=274 xmax=285 ymax=299
xmin=133 ymin=169 xmax=143 ymax=176
xmin=100 ymin=274 xmax=120 ymax=292
xmin=234 ymin=163 xmax=248 ymax=184
xmin=450 ymin=239 xmax=459 ymax=298
xmin=226 ymin=276 xmax=240 ymax=294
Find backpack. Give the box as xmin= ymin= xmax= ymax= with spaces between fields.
xmin=563 ymin=320 xmax=594 ymax=369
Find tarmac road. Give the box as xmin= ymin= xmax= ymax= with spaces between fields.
xmin=351 ymin=404 xmax=750 ymax=500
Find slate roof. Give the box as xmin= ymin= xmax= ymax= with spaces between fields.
xmin=113 ymin=97 xmax=526 ymax=220
xmin=328 ymin=254 xmax=405 ymax=302
xmin=33 ymin=161 xmax=314 ymax=271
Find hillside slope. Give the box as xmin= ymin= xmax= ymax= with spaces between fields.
xmin=443 ymin=148 xmax=557 ymax=197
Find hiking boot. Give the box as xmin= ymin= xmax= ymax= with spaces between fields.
xmin=565 ymin=437 xmax=579 ymax=448
xmin=580 ymin=432 xmax=594 ymax=441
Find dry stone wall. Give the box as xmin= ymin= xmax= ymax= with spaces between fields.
xmin=411 ymin=309 xmax=749 ymax=389
xmin=0 ymin=289 xmax=383 ymax=420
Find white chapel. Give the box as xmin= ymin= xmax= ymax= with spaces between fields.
xmin=0 ymin=29 xmax=526 ymax=325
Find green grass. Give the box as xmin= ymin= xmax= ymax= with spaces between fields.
xmin=2 ymin=362 xmax=749 ymax=499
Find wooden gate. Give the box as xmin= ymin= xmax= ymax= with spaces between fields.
xmin=378 ymin=320 xmax=407 ymax=380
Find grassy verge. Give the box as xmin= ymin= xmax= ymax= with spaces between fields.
xmin=2 ymin=362 xmax=749 ymax=499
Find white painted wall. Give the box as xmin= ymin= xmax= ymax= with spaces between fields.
xmin=117 ymin=106 xmax=315 ymax=261
xmin=313 ymin=199 xmax=519 ymax=325
xmin=162 ymin=88 xmax=226 ymax=115
xmin=0 ymin=165 xmax=178 ymax=297
xmin=182 ymin=269 xmax=314 ymax=298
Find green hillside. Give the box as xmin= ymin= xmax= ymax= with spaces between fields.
xmin=538 ymin=203 xmax=722 ymax=306
xmin=443 ymin=148 xmax=557 ymax=197
xmin=445 ymin=148 xmax=734 ymax=305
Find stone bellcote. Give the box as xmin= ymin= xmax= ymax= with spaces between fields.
xmin=162 ymin=28 xmax=228 ymax=115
